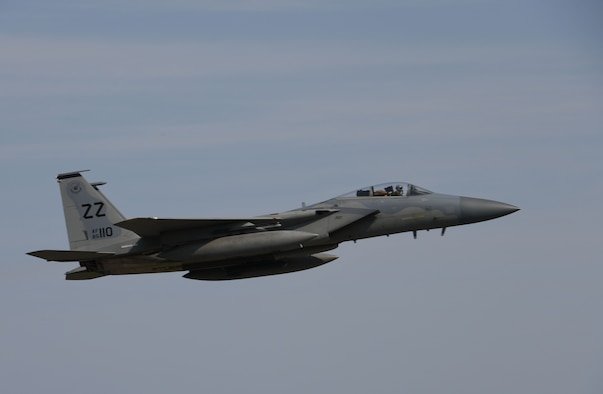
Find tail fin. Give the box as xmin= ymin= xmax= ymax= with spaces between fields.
xmin=57 ymin=171 xmax=140 ymax=251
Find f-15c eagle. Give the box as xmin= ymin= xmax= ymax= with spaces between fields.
xmin=28 ymin=171 xmax=518 ymax=280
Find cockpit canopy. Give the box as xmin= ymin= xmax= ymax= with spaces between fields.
xmin=339 ymin=182 xmax=432 ymax=198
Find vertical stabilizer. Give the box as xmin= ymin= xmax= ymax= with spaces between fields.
xmin=57 ymin=171 xmax=140 ymax=251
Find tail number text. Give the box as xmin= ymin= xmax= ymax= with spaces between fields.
xmin=82 ymin=202 xmax=106 ymax=219
xmin=91 ymin=227 xmax=113 ymax=239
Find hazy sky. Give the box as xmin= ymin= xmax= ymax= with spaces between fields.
xmin=1 ymin=1 xmax=602 ymax=393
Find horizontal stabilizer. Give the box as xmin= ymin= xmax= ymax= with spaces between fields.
xmin=115 ymin=217 xmax=281 ymax=237
xmin=27 ymin=250 xmax=114 ymax=262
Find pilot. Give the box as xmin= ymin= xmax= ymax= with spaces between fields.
xmin=392 ymin=184 xmax=403 ymax=196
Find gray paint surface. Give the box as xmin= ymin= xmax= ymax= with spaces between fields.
xmin=29 ymin=174 xmax=518 ymax=280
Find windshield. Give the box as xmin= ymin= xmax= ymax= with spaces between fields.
xmin=338 ymin=182 xmax=432 ymax=198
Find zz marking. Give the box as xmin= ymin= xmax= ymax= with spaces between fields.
xmin=82 ymin=202 xmax=106 ymax=219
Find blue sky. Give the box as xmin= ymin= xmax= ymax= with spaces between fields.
xmin=1 ymin=1 xmax=602 ymax=393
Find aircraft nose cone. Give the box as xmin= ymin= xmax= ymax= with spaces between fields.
xmin=460 ymin=197 xmax=519 ymax=224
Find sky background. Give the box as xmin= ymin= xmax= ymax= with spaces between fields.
xmin=1 ymin=1 xmax=602 ymax=393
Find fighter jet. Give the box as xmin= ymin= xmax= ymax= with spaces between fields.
xmin=28 ymin=171 xmax=519 ymax=280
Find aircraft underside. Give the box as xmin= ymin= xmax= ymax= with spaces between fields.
xmin=69 ymin=250 xmax=339 ymax=280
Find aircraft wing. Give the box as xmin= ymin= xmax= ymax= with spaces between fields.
xmin=27 ymin=250 xmax=115 ymax=262
xmin=115 ymin=217 xmax=281 ymax=238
